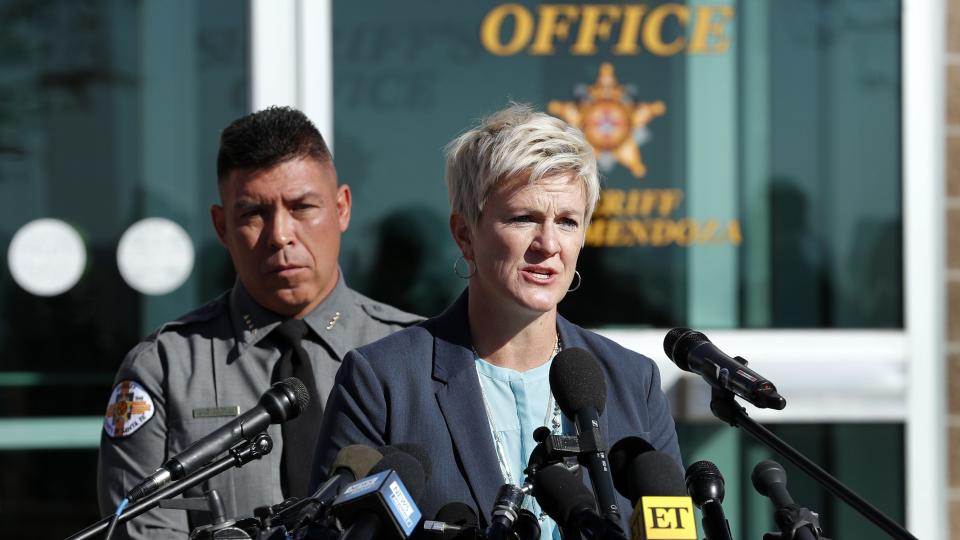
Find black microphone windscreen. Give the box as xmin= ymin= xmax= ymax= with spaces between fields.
xmin=751 ymin=460 xmax=787 ymax=496
xmin=370 ymin=451 xmax=427 ymax=503
xmin=434 ymin=501 xmax=478 ymax=527
xmin=380 ymin=443 xmax=433 ymax=481
xmin=619 ymin=451 xmax=686 ymax=505
xmin=534 ymin=463 xmax=597 ymax=526
xmin=278 ymin=376 xmax=311 ymax=415
xmin=685 ymin=460 xmax=726 ymax=507
xmin=609 ymin=436 xmax=656 ymax=499
xmin=663 ymin=328 xmax=691 ymax=360
xmin=662 ymin=328 xmax=708 ymax=371
xmin=550 ymin=347 xmax=607 ymax=416
xmin=332 ymin=445 xmax=384 ymax=481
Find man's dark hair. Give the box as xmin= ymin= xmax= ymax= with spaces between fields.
xmin=217 ymin=106 xmax=332 ymax=182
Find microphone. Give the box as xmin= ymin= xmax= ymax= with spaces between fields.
xmin=423 ymin=502 xmax=480 ymax=539
xmin=685 ymin=461 xmax=733 ymax=540
xmin=271 ymin=443 xmax=385 ymax=533
xmin=486 ymin=483 xmax=526 ymax=540
xmin=608 ymin=436 xmax=656 ymax=500
xmin=512 ymin=509 xmax=542 ymax=540
xmin=752 ymin=460 xmax=821 ymax=540
xmin=550 ymin=348 xmax=622 ymax=525
xmin=663 ymin=328 xmax=786 ymax=410
xmin=379 ymin=443 xmax=433 ymax=482
xmin=610 ymin=448 xmax=697 ymax=540
xmin=331 ymin=451 xmax=426 ymax=539
xmin=266 ymin=445 xmax=384 ymax=534
xmin=533 ymin=462 xmax=627 ymax=540
xmin=314 ymin=444 xmax=384 ymax=501
xmin=127 ymin=377 xmax=309 ymax=501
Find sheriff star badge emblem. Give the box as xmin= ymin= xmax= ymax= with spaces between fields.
xmin=548 ymin=62 xmax=665 ymax=179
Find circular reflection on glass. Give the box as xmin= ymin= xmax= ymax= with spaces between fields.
xmin=117 ymin=217 xmax=195 ymax=295
xmin=8 ymin=218 xmax=88 ymax=296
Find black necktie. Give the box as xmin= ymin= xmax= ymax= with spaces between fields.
xmin=271 ymin=319 xmax=322 ymax=499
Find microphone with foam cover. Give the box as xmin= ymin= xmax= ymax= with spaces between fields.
xmin=380 ymin=443 xmax=433 ymax=482
xmin=435 ymin=502 xmax=477 ymax=526
xmin=685 ymin=460 xmax=733 ymax=540
xmin=550 ymin=348 xmax=622 ymax=526
xmin=611 ymin=448 xmax=697 ymax=540
xmin=331 ymin=451 xmax=426 ymax=540
xmin=310 ymin=444 xmax=385 ymax=506
xmin=422 ymin=502 xmax=480 ymax=539
xmin=609 ymin=436 xmax=656 ymax=500
xmin=271 ymin=444 xmax=384 ymax=534
xmin=533 ymin=462 xmax=627 ymax=540
xmin=512 ymin=509 xmax=542 ymax=540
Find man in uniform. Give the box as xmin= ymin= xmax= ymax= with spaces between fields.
xmin=97 ymin=106 xmax=421 ymax=539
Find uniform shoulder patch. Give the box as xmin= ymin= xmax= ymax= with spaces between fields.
xmin=104 ymin=380 xmax=156 ymax=438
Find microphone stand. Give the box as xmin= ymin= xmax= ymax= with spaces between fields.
xmin=709 ymin=388 xmax=916 ymax=540
xmin=66 ymin=433 xmax=274 ymax=540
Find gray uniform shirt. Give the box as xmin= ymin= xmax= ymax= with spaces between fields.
xmin=96 ymin=276 xmax=421 ymax=539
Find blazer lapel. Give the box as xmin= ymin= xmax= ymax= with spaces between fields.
xmin=431 ymin=292 xmax=503 ymax=523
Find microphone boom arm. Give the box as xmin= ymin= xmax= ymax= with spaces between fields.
xmin=709 ymin=388 xmax=915 ymax=540
xmin=66 ymin=433 xmax=274 ymax=540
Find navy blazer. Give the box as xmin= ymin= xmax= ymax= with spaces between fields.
xmin=311 ymin=291 xmax=682 ymax=530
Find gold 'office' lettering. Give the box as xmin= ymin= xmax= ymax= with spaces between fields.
xmin=642 ymin=3 xmax=688 ymax=56
xmin=571 ymin=5 xmax=622 ymax=55
xmin=530 ymin=4 xmax=580 ymax=54
xmin=479 ymin=3 xmax=735 ymax=56
xmin=612 ymin=5 xmax=646 ymax=54
xmin=689 ymin=5 xmax=735 ymax=53
xmin=481 ymin=3 xmax=535 ymax=55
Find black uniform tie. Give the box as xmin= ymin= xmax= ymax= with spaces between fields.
xmin=272 ymin=319 xmax=321 ymax=499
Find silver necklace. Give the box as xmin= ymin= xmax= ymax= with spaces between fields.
xmin=473 ymin=335 xmax=562 ymax=487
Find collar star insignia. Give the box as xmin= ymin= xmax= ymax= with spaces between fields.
xmin=325 ymin=311 xmax=341 ymax=331
xmin=548 ymin=62 xmax=665 ymax=179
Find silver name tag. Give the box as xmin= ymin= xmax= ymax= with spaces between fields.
xmin=192 ymin=406 xmax=240 ymax=418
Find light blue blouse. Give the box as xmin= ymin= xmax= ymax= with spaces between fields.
xmin=475 ymin=357 xmax=562 ymax=540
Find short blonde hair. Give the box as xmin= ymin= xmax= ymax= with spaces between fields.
xmin=444 ymin=103 xmax=600 ymax=229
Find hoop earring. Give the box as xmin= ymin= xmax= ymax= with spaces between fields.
xmin=453 ymin=255 xmax=475 ymax=279
xmin=568 ymin=271 xmax=582 ymax=292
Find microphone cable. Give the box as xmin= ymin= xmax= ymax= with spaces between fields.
xmin=103 ymin=497 xmax=129 ymax=540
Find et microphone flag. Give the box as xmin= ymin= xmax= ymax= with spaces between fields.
xmin=633 ymin=496 xmax=697 ymax=539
